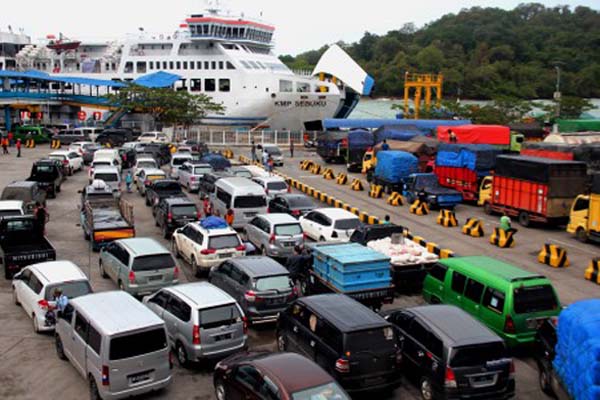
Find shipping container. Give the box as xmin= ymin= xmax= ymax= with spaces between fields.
xmin=435 ymin=166 xmax=481 ymax=201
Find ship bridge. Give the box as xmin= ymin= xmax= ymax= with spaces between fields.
xmin=184 ymin=14 xmax=275 ymax=48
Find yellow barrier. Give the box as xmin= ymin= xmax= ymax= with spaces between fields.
xmin=437 ymin=209 xmax=458 ymax=227
xmin=311 ymin=164 xmax=322 ymax=175
xmin=409 ymin=200 xmax=429 ymax=215
xmin=322 ymin=168 xmax=335 ymax=180
xmin=336 ymin=173 xmax=348 ymax=185
xmin=25 ymin=138 xmax=36 ymax=148
xmin=386 ymin=192 xmax=404 ymax=206
xmin=490 ymin=227 xmax=515 ymax=248
xmin=50 ymin=139 xmax=61 ymax=149
xmin=369 ymin=184 xmax=383 ymax=199
xmin=462 ymin=217 xmax=484 ymax=237
xmin=350 ymin=179 xmax=364 ymax=191
xmin=538 ymin=243 xmax=570 ymax=268
xmin=584 ymin=258 xmax=600 ymax=284
xmin=220 ymin=148 xmax=234 ymax=159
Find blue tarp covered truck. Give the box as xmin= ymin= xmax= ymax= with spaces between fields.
xmin=368 ymin=151 xmax=419 ymax=193
xmin=403 ymin=173 xmax=463 ymax=209
xmin=316 ymin=130 xmax=375 ymax=171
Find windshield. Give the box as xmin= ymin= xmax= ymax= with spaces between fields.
xmin=0 ymin=210 xmax=22 ymax=217
xmin=155 ymin=182 xmax=181 ymax=192
xmin=44 ymin=280 xmax=92 ymax=301
xmin=346 ymin=327 xmax=395 ymax=353
xmin=208 ymin=234 xmax=241 ymax=250
xmin=131 ymin=254 xmax=175 ymax=271
xmin=140 ymin=133 xmax=155 ymax=138
xmin=194 ymin=166 xmax=213 ymax=175
xmin=513 ymin=285 xmax=559 ymax=314
xmin=266 ymin=147 xmax=282 ymax=155
xmin=267 ymin=181 xmax=288 ymax=191
xmin=287 ymin=196 xmax=314 ymax=208
xmin=172 ymin=157 xmax=190 ymax=166
xmin=48 ymin=155 xmax=65 ymax=161
xmin=93 ymin=161 xmax=111 ymax=168
xmin=450 ymin=343 xmax=507 ymax=367
xmin=1 ymin=188 xmax=31 ymax=201
xmin=334 ymin=218 xmax=360 ymax=230
xmin=109 ymin=327 xmax=168 ymax=361
xmin=274 ymin=223 xmax=302 ymax=236
xmin=233 ymin=195 xmax=267 ymax=208
xmin=254 ymin=275 xmax=292 ymax=291
xmin=137 ymin=161 xmax=156 ymax=169
xmin=199 ymin=304 xmax=241 ymax=329
xmin=171 ymin=205 xmax=197 ymax=217
xmin=233 ymin=170 xmax=252 ymax=178
xmin=94 ymin=173 xmax=119 ymax=183
xmin=416 ymin=175 xmax=438 ymax=187
xmin=292 ymin=382 xmax=349 ymax=400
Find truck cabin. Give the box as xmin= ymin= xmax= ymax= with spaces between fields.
xmin=0 ymin=216 xmax=43 ymax=245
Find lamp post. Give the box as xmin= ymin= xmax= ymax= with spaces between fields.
xmin=552 ymin=61 xmax=564 ymax=118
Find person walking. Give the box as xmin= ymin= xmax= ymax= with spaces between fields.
xmin=267 ymin=155 xmax=274 ymax=175
xmin=262 ymin=149 xmax=269 ymax=169
xmin=381 ymin=139 xmax=390 ymax=151
xmin=2 ymin=137 xmax=9 ymax=154
xmin=383 ymin=215 xmax=391 ymax=224
xmin=34 ymin=201 xmax=48 ymax=234
xmin=125 ymin=170 xmax=133 ymax=193
xmin=225 ymin=209 xmax=234 ymax=226
xmin=7 ymin=131 xmax=14 ymax=147
xmin=251 ymin=140 xmax=257 ymax=162
xmin=290 ymin=139 xmax=294 ymax=158
xmin=16 ymin=138 xmax=21 ymax=158
xmin=202 ymin=195 xmax=212 ymax=217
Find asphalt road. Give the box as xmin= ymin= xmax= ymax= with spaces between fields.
xmin=1 ymin=145 xmax=593 ymax=400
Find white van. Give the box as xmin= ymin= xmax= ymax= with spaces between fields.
xmin=211 ymin=177 xmax=268 ymax=229
xmin=55 ymin=291 xmax=172 ymax=399
xmin=91 ymin=167 xmax=121 ymax=191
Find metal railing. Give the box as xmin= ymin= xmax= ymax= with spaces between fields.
xmin=179 ymin=128 xmax=319 ymax=146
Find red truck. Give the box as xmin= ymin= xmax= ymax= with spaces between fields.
xmin=480 ymin=155 xmax=588 ymax=227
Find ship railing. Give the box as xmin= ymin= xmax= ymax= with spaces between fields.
xmin=181 ymin=128 xmax=318 ymax=147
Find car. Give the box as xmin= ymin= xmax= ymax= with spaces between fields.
xmin=143 ymin=282 xmax=248 ymax=366
xmin=136 ymin=168 xmax=167 ymax=196
xmin=99 ymin=238 xmax=179 ymax=297
xmin=142 ymin=143 xmax=172 ymax=165
xmin=14 ymin=125 xmax=52 ymax=143
xmin=90 ymin=166 xmax=121 ymax=192
xmin=176 ymin=145 xmax=193 ymax=154
xmin=1 ymin=181 xmax=46 ymax=213
xmin=252 ymin=176 xmax=289 ymax=199
xmin=133 ymin=157 xmax=159 ymax=182
xmin=54 ymin=291 xmax=172 ymax=400
xmin=154 ymin=197 xmax=200 ymax=238
xmin=172 ymin=218 xmax=245 ymax=276
xmin=198 ymin=171 xmax=233 ymax=197
xmin=208 ymin=256 xmax=297 ymax=324
xmin=384 ymin=305 xmax=515 ymax=400
xmin=170 ymin=153 xmax=193 ymax=179
xmin=534 ymin=316 xmax=572 ymax=400
xmin=0 ymin=200 xmax=25 ymax=219
xmin=138 ymin=131 xmax=169 ymax=143
xmin=80 ymin=143 xmax=102 ymax=165
xmin=145 ymin=179 xmax=185 ymax=207
xmin=87 ymin=157 xmax=121 ymax=182
xmin=268 ymin=194 xmax=316 ymax=218
xmin=276 ymin=294 xmax=401 ymax=394
xmin=48 ymin=150 xmax=84 ymax=176
xmin=27 ymin=159 xmax=64 ymax=198
xmin=55 ymin=127 xmax=102 ymax=145
xmin=95 ymin=128 xmax=133 ymax=147
xmin=422 ymin=256 xmax=561 ymax=347
xmin=118 ymin=147 xmax=136 ymax=169
xmin=240 ymin=165 xmax=270 ymax=178
xmin=12 ymin=261 xmax=92 ymax=332
xmin=228 ymin=165 xmax=253 ymax=179
xmin=261 ymin=144 xmax=284 ymax=166
xmin=213 ymin=352 xmax=351 ymax=400
xmin=244 ymin=214 xmax=304 ymax=258
xmin=300 ymin=208 xmax=361 ymax=242
xmin=68 ymin=141 xmax=94 ymax=156
xmin=178 ymin=162 xmax=213 ymax=192
xmin=211 ymin=178 xmax=269 ymax=229
xmin=182 ymin=139 xmax=208 ymax=155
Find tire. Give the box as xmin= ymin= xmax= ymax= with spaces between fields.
xmin=145 ymin=196 xmax=151 ymax=206
xmin=483 ymin=202 xmax=492 ymax=215
xmin=420 ymin=377 xmax=434 ymax=400
xmin=214 ymin=379 xmax=227 ymax=400
xmin=99 ymin=261 xmax=108 ymax=279
xmin=176 ymin=342 xmax=189 ymax=368
xmin=12 ymin=287 xmax=20 ymax=305
xmin=118 ymin=281 xmax=125 ymax=291
xmin=261 ymin=246 xmax=268 ymax=256
xmin=319 ymin=236 xmax=325 ymax=242
xmin=56 ymin=185 xmax=61 ymax=193
xmin=576 ymin=228 xmax=588 ymax=243
xmin=55 ymin=334 xmax=67 ymax=360
xmin=539 ymin=363 xmax=555 ymax=397
xmin=430 ymin=296 xmax=441 ymax=305
xmin=162 ymin=225 xmax=170 ymax=239
xmin=83 ymin=229 xmax=90 ymax=241
xmin=277 ymin=334 xmax=287 ymax=351
xmin=518 ymin=211 xmax=530 ymax=227
xmin=89 ymin=376 xmax=101 ymax=400
xmin=172 ymin=240 xmax=182 ymax=259
xmin=192 ymin=257 xmax=200 ymax=278
xmin=69 ymin=167 xmax=73 ymax=176
xmin=300 ymin=279 xmax=310 ymax=296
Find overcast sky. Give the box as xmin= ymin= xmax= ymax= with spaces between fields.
xmin=1 ymin=0 xmax=597 ymax=55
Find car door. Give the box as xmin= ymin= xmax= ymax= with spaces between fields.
xmin=145 ymin=290 xmax=170 ymax=319
xmin=71 ymin=311 xmax=90 ymax=376
xmin=301 ymin=212 xmax=316 ymax=239
xmin=245 ymin=217 xmax=260 ymax=246
xmin=100 ymin=243 xmax=117 ymax=281
xmin=15 ymin=269 xmax=34 ymax=315
xmin=447 ymin=271 xmax=467 ymax=308
xmin=164 ymin=294 xmax=191 ymax=344
xmin=178 ymin=164 xmax=188 ymax=185
xmin=314 ymin=319 xmax=342 ymax=374
xmin=227 ymin=364 xmax=263 ymax=400
xmin=210 ymin=261 xmax=231 ymax=289
xmin=403 ymin=318 xmax=434 ymax=376
xmin=226 ymin=266 xmax=247 ymax=304
xmin=462 ymin=278 xmax=485 ymax=319
xmin=312 ymin=212 xmax=328 ymax=240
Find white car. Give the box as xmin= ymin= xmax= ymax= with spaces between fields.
xmin=240 ymin=165 xmax=270 ymax=178
xmin=48 ymin=150 xmax=84 ymax=175
xmin=0 ymin=200 xmax=25 ymax=218
xmin=261 ymin=145 xmax=284 ymax=166
xmin=88 ymin=157 xmax=120 ymax=181
xmin=170 ymin=153 xmax=193 ymax=179
xmin=68 ymin=141 xmax=94 ymax=156
xmin=138 ymin=131 xmax=169 ymax=143
xmin=252 ymin=176 xmax=289 ymax=199
xmin=300 ymin=208 xmax=361 ymax=242
xmin=176 ymin=145 xmax=193 ymax=154
xmin=133 ymin=157 xmax=159 ymax=182
xmin=91 ymin=166 xmax=121 ymax=191
xmin=12 ymin=261 xmax=92 ymax=333
xmin=172 ymin=221 xmax=245 ymax=277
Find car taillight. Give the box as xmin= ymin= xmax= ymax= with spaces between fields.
xmin=331 ymin=231 xmax=338 ymax=238
xmin=235 ymin=244 xmax=246 ymax=252
xmin=102 ymin=365 xmax=110 ymax=386
xmin=269 ymin=234 xmax=276 ymax=244
xmin=265 ymin=189 xmax=269 ymax=195
xmin=38 ymin=299 xmax=50 ymax=310
xmin=173 ymin=266 xmax=179 ymax=280
xmin=266 ymin=207 xmax=270 ymax=213
xmin=335 ymin=358 xmax=350 ymax=373
xmin=290 ymin=286 xmax=298 ymax=298
xmin=128 ymin=270 xmax=135 ymax=284
xmin=200 ymin=248 xmax=216 ymax=255
xmin=244 ymin=290 xmax=257 ymax=302
xmin=190 ymin=176 xmax=196 ymax=182
xmin=445 ymin=366 xmax=457 ymax=388
xmin=192 ymin=325 xmax=201 ymax=345
xmin=242 ymin=316 xmax=248 ymax=334
xmin=292 ymin=210 xmax=301 ymax=217
xmin=62 ymin=159 xmax=68 ymax=165
xmin=144 ymin=180 xmax=150 ymax=186
xmin=504 ymin=315 xmax=516 ymax=334
xmin=509 ymin=360 xmax=515 ymax=377
xmin=167 ymin=212 xmax=173 ymax=222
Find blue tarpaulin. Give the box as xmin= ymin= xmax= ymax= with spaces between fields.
xmin=374 ymin=151 xmax=418 ymax=183
xmin=373 ymin=125 xmax=426 ymax=143
xmin=348 ymin=130 xmax=374 ymax=148
xmin=436 ymin=144 xmax=501 ymax=172
xmin=200 ymin=153 xmax=231 ymax=170
xmin=134 ymin=71 xmax=182 ymax=88
xmin=0 ymin=69 xmax=125 ymax=88
xmin=199 ymin=217 xmax=228 ymax=230
xmin=323 ymin=119 xmax=471 ymax=131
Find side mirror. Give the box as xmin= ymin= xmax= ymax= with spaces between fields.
xmin=12 ymin=272 xmax=23 ymax=280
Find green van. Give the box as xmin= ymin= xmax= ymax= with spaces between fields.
xmin=422 ymin=256 xmax=560 ymax=347
xmin=14 ymin=126 xmax=52 ymax=143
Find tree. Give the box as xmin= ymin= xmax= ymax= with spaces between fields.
xmin=106 ymin=85 xmax=225 ymax=128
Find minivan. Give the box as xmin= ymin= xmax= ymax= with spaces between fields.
xmin=55 ymin=291 xmax=172 ymax=399
xmin=143 ymin=282 xmax=247 ymax=366
xmin=91 ymin=167 xmax=121 ymax=192
xmin=211 ymin=177 xmax=268 ymax=229
xmin=276 ymin=294 xmax=402 ymax=394
xmin=422 ymin=256 xmax=561 ymax=347
xmin=99 ymin=238 xmax=179 ymax=297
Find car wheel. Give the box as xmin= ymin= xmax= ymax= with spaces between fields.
xmin=277 ymin=334 xmax=287 ymax=351
xmin=192 ymin=257 xmax=200 ymax=278
xmin=261 ymin=246 xmax=268 ymax=256
xmin=518 ymin=211 xmax=530 ymax=227
xmin=576 ymin=228 xmax=588 ymax=243
xmin=430 ymin=296 xmax=441 ymax=305
xmin=99 ymin=261 xmax=108 ymax=279
xmin=539 ymin=363 xmax=554 ymax=396
xmin=118 ymin=281 xmax=125 ymax=291
xmin=145 ymin=196 xmax=150 ymax=206
xmin=319 ymin=236 xmax=325 ymax=242
xmin=483 ymin=202 xmax=492 ymax=215
xmin=83 ymin=228 xmax=90 ymax=240
xmin=176 ymin=342 xmax=189 ymax=367
xmin=55 ymin=334 xmax=67 ymax=360
xmin=300 ymin=279 xmax=310 ymax=296
xmin=214 ymin=379 xmax=227 ymax=400
xmin=420 ymin=377 xmax=434 ymax=400
xmin=56 ymin=185 xmax=61 ymax=193
xmin=12 ymin=287 xmax=20 ymax=305
xmin=172 ymin=240 xmax=182 ymax=259
xmin=69 ymin=167 xmax=73 ymax=176
xmin=162 ymin=225 xmax=169 ymax=239
xmin=89 ymin=376 xmax=101 ymax=400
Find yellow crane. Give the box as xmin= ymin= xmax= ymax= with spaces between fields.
xmin=404 ymin=72 xmax=443 ymax=119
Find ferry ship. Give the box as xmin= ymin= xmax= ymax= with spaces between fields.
xmin=8 ymin=4 xmax=373 ymax=131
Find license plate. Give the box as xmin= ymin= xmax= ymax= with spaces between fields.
xmin=214 ymin=333 xmax=232 ymax=342
xmin=283 ymin=241 xmax=296 ymax=247
xmin=129 ymin=372 xmax=151 ymax=384
xmin=266 ymin=297 xmax=284 ymax=305
xmin=148 ymin=275 xmax=162 ymax=282
xmin=364 ymin=377 xmax=385 ymax=386
xmin=244 ymin=212 xmax=257 ymax=218
xmin=219 ymin=253 xmax=232 ymax=259
xmin=526 ymin=318 xmax=545 ymax=329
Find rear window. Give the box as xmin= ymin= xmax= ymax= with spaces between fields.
xmin=233 ymin=195 xmax=267 ymax=208
xmin=2 ymin=188 xmax=29 ymax=201
xmin=254 ymin=275 xmax=292 ymax=291
xmin=0 ymin=210 xmax=22 ymax=217
xmin=208 ymin=234 xmax=241 ymax=250
xmin=171 ymin=205 xmax=197 ymax=217
xmin=233 ymin=170 xmax=252 ymax=178
xmin=274 ymin=223 xmax=302 ymax=236
xmin=172 ymin=157 xmax=190 ymax=166
xmin=49 ymin=155 xmax=66 ymax=161
xmin=267 ymin=181 xmax=287 ymax=191
xmin=155 ymin=182 xmax=181 ymax=191
xmin=292 ymin=382 xmax=349 ymax=400
xmin=266 ymin=147 xmax=281 ymax=155
xmin=44 ymin=280 xmax=92 ymax=301
xmin=334 ymin=218 xmax=360 ymax=230
xmin=94 ymin=173 xmax=119 ymax=182
xmin=346 ymin=327 xmax=395 ymax=353
xmin=109 ymin=327 xmax=167 ymax=361
xmin=450 ymin=343 xmax=507 ymax=367
xmin=199 ymin=304 xmax=241 ymax=329
xmin=513 ymin=285 xmax=559 ymax=314
xmin=194 ymin=166 xmax=212 ymax=175
xmin=93 ymin=162 xmax=111 ymax=168
xmin=131 ymin=254 xmax=175 ymax=271
xmin=137 ymin=161 xmax=156 ymax=169
xmin=287 ymin=196 xmax=313 ymax=208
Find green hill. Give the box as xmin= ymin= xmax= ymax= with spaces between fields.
xmin=280 ymin=3 xmax=600 ymax=99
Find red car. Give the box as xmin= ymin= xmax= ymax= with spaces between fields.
xmin=213 ymin=352 xmax=350 ymax=400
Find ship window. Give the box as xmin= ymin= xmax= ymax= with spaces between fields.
xmin=183 ymin=61 xmax=188 ymax=70
xmin=211 ymin=61 xmax=216 ymax=70
xmin=169 ymin=61 xmax=174 ymax=70
xmin=124 ymin=62 xmax=133 ymax=73
xmin=162 ymin=61 xmax=167 ymax=69
xmin=219 ymin=79 xmax=231 ymax=92
xmin=226 ymin=62 xmax=236 ymax=70
xmin=226 ymin=27 xmax=232 ymax=37
xmin=240 ymin=61 xmax=250 ymax=69
xmin=176 ymin=61 xmax=181 ymax=69
xmin=218 ymin=61 xmax=224 ymax=70
xmin=190 ymin=79 xmax=202 ymax=92
xmin=111 ymin=63 xmax=116 ymax=71
xmin=137 ymin=62 xmax=147 ymax=73
xmin=190 ymin=61 xmax=195 ymax=70
xmin=256 ymin=62 xmax=266 ymax=69
xmin=175 ymin=79 xmax=187 ymax=92
xmin=203 ymin=25 xmax=209 ymax=35
xmin=297 ymin=82 xmax=310 ymax=93
xmin=149 ymin=61 xmax=154 ymax=70
xmin=197 ymin=61 xmax=202 ymax=70
xmin=279 ymin=80 xmax=293 ymax=93
xmin=204 ymin=61 xmax=209 ymax=69
xmin=205 ymin=79 xmax=216 ymax=92
xmin=105 ymin=63 xmax=110 ymax=71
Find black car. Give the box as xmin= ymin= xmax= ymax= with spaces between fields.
xmin=145 ymin=179 xmax=185 ymax=207
xmin=384 ymin=305 xmax=515 ymax=400
xmin=118 ymin=148 xmax=136 ymax=169
xmin=535 ymin=318 xmax=570 ymax=400
xmin=198 ymin=171 xmax=233 ymax=197
xmin=277 ymin=294 xmax=402 ymax=394
xmin=26 ymin=159 xmax=64 ymax=198
xmin=95 ymin=128 xmax=133 ymax=147
xmin=268 ymin=194 xmax=316 ymax=218
xmin=81 ymin=143 xmax=102 ymax=165
xmin=153 ymin=197 xmax=199 ymax=238
xmin=208 ymin=256 xmax=297 ymax=324
xmin=1 ymin=181 xmax=47 ymax=213
xmin=182 ymin=139 xmax=208 ymax=155
xmin=143 ymin=143 xmax=172 ymax=165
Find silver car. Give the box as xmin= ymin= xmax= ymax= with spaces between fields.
xmin=178 ymin=162 xmax=213 ymax=192
xmin=245 ymin=214 xmax=304 ymax=257
xmin=143 ymin=282 xmax=247 ymax=366
xmin=252 ymin=176 xmax=289 ymax=200
xmin=262 ymin=145 xmax=284 ymax=166
xmin=99 ymin=238 xmax=179 ymax=297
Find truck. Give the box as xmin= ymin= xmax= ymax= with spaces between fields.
xmin=566 ymin=174 xmax=600 ymax=244
xmin=79 ymin=180 xmax=135 ymax=251
xmin=479 ymin=155 xmax=589 ymax=227
xmin=362 ymin=138 xmax=436 ymax=174
xmin=435 ymin=143 xmax=501 ymax=201
xmin=522 ymin=142 xmax=600 ymax=175
xmin=27 ymin=159 xmax=64 ymax=199
xmin=0 ymin=215 xmax=56 ymax=279
xmin=368 ymin=150 xmax=419 ymax=193
xmin=145 ymin=179 xmax=186 ymax=207
xmin=302 ymin=242 xmax=395 ymax=311
xmin=437 ymin=124 xmax=524 ymax=152
xmin=349 ymin=224 xmax=439 ymax=292
xmin=403 ymin=173 xmax=463 ymax=209
xmin=316 ymin=130 xmax=374 ymax=171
